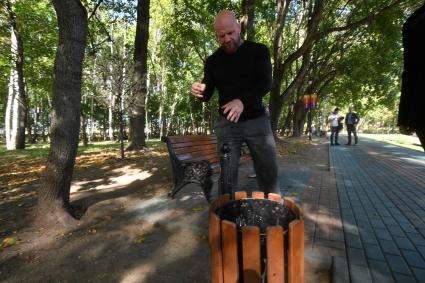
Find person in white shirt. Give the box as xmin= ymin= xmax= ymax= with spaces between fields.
xmin=328 ymin=108 xmax=342 ymax=146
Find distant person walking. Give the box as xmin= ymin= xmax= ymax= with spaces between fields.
xmin=398 ymin=3 xmax=425 ymax=151
xmin=345 ymin=106 xmax=360 ymax=145
xmin=328 ymin=108 xmax=342 ymax=146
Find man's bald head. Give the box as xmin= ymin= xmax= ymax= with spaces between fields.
xmin=214 ymin=10 xmax=242 ymax=54
xmin=214 ymin=10 xmax=238 ymax=30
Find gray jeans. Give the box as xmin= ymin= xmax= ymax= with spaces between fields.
xmin=214 ymin=114 xmax=280 ymax=196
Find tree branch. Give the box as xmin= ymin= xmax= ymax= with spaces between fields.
xmin=317 ymin=0 xmax=403 ymax=38
xmin=88 ymin=0 xmax=105 ymax=21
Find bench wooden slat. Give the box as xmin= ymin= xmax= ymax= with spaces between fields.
xmin=177 ymin=149 xmax=217 ymax=158
xmin=167 ymin=135 xmax=217 ymax=143
xmin=178 ymin=153 xmax=219 ymax=163
xmin=174 ymin=144 xmax=217 ymax=155
xmin=170 ymin=140 xmax=218 ymax=149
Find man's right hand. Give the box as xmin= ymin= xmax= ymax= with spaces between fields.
xmin=191 ymin=82 xmax=206 ymax=98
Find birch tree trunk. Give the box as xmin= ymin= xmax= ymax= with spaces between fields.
xmin=5 ymin=0 xmax=27 ymax=150
xmin=107 ymin=24 xmax=115 ymax=141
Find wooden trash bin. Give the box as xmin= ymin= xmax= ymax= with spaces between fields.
xmin=209 ymin=191 xmax=304 ymax=283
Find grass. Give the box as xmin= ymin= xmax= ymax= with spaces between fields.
xmin=0 ymin=139 xmax=167 ymax=190
xmin=0 ymin=139 xmax=165 ymax=162
xmin=359 ymin=133 xmax=423 ymax=152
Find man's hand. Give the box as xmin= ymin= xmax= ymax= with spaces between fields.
xmin=191 ymin=82 xmax=206 ymax=98
xmin=222 ymin=99 xmax=244 ymax=123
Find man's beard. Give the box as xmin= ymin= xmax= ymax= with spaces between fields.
xmin=222 ymin=37 xmax=242 ymax=54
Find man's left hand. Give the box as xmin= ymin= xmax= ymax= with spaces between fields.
xmin=222 ymin=99 xmax=244 ymax=123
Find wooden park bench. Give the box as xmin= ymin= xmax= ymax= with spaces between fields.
xmin=163 ymin=134 xmax=251 ymax=199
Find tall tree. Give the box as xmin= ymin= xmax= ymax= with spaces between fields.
xmin=4 ymin=0 xmax=27 ymax=150
xmin=127 ymin=0 xmax=150 ymax=150
xmin=36 ymin=0 xmax=87 ymax=227
xmin=268 ymin=0 xmax=406 ymax=134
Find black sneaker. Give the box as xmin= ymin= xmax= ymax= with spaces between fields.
xmin=345 ymin=143 xmax=351 ymax=145
xmin=335 ymin=143 xmax=340 ymax=146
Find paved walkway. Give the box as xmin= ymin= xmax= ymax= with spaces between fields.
xmin=316 ymin=135 xmax=425 ymax=283
xmin=109 ymin=135 xmax=424 ymax=282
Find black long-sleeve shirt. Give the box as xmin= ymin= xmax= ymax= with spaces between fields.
xmin=201 ymin=40 xmax=272 ymax=121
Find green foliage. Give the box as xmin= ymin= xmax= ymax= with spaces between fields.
xmin=1 ymin=0 xmax=422 ymax=142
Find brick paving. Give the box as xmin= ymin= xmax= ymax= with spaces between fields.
xmin=328 ymin=136 xmax=425 ymax=283
xmin=208 ymin=135 xmax=425 ymax=282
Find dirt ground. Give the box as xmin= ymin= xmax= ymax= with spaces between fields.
xmin=0 ymin=138 xmax=313 ymax=283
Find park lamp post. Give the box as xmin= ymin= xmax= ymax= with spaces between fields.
xmin=303 ymin=81 xmax=318 ymax=141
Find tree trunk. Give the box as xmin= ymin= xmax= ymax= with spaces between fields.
xmin=40 ymin=98 xmax=47 ymax=142
xmin=292 ymin=100 xmax=306 ymax=137
xmin=108 ymin=92 xmax=114 ymax=140
xmin=81 ymin=113 xmax=88 ymax=146
xmin=127 ymin=0 xmax=150 ymax=151
xmin=30 ymin=97 xmax=38 ymax=144
xmin=166 ymin=92 xmax=179 ymax=137
xmin=241 ymin=0 xmax=255 ymax=41
xmin=5 ymin=71 xmax=14 ymax=148
xmin=281 ymin=107 xmax=293 ymax=136
xmin=36 ymin=0 xmax=87 ymax=228
xmin=5 ymin=0 xmax=27 ymax=150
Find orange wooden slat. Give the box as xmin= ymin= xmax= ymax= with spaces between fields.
xmin=252 ymin=191 xmax=265 ymax=199
xmin=284 ymin=198 xmax=295 ymax=210
xmin=171 ymin=140 xmax=217 ymax=149
xmin=218 ymin=194 xmax=231 ymax=208
xmin=235 ymin=191 xmax=248 ymax=200
xmin=167 ymin=134 xmax=217 ymax=143
xmin=209 ymin=213 xmax=223 ymax=283
xmin=266 ymin=226 xmax=284 ymax=283
xmin=242 ymin=226 xmax=261 ymax=283
xmin=221 ymin=220 xmax=239 ymax=282
xmin=292 ymin=205 xmax=301 ymax=217
xmin=174 ymin=144 xmax=217 ymax=155
xmin=268 ymin=193 xmax=282 ymax=203
xmin=210 ymin=199 xmax=220 ymax=213
xmin=288 ymin=220 xmax=305 ymax=283
xmin=210 ymin=194 xmax=230 ymax=213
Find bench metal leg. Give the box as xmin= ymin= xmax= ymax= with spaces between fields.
xmin=168 ymin=160 xmax=213 ymax=202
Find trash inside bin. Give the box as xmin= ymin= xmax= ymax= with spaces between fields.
xmin=216 ymin=198 xmax=296 ymax=233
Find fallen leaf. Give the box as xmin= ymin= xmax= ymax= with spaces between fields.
xmin=1 ymin=237 xmax=17 ymax=248
xmin=192 ymin=206 xmax=205 ymax=212
xmin=103 ymin=215 xmax=113 ymax=222
xmin=133 ymin=233 xmax=145 ymax=244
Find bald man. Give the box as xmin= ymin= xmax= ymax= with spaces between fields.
xmin=191 ymin=10 xmax=280 ymax=198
